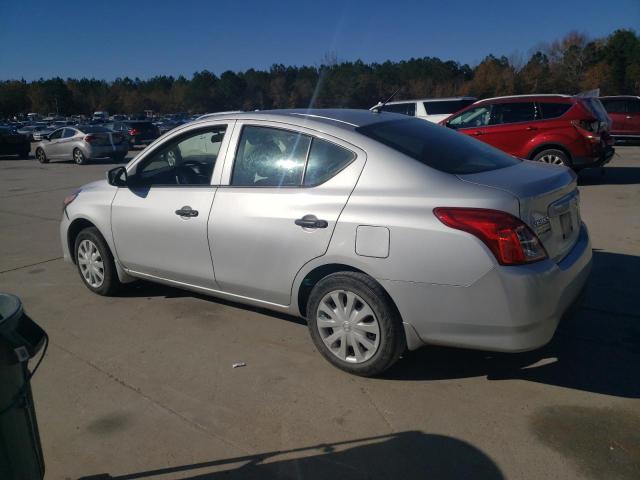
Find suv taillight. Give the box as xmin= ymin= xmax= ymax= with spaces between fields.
xmin=433 ymin=208 xmax=547 ymax=265
xmin=128 ymin=128 xmax=139 ymax=136
xmin=83 ymin=134 xmax=96 ymax=143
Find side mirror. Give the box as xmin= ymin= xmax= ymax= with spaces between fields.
xmin=107 ymin=166 xmax=128 ymax=187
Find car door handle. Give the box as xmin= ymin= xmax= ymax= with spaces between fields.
xmin=175 ymin=206 xmax=198 ymax=218
xmin=626 ymin=116 xmax=632 ymax=119
xmin=470 ymin=131 xmax=483 ymax=136
xmin=295 ymin=215 xmax=328 ymax=229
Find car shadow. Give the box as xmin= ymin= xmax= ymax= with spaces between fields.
xmin=77 ymin=431 xmax=504 ymax=480
xmin=384 ymin=250 xmax=640 ymax=398
xmin=578 ymin=165 xmax=640 ymax=185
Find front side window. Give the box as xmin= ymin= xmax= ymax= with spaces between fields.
xmin=600 ymin=99 xmax=627 ymax=113
xmin=490 ymin=102 xmax=536 ymax=124
xmin=231 ymin=126 xmax=311 ymax=187
xmin=627 ymin=99 xmax=640 ymax=113
xmin=49 ymin=129 xmax=64 ymax=139
xmin=134 ymin=126 xmax=227 ymax=186
xmin=381 ymin=103 xmax=416 ymax=116
xmin=447 ymin=106 xmax=492 ymax=128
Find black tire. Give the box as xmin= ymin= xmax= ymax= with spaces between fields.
xmin=74 ymin=227 xmax=121 ymax=296
xmin=73 ymin=148 xmax=87 ymax=165
xmin=532 ymin=148 xmax=571 ymax=167
xmin=306 ymin=272 xmax=405 ymax=377
xmin=35 ymin=148 xmax=48 ymax=163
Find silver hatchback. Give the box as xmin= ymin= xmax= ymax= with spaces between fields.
xmin=60 ymin=109 xmax=592 ymax=375
xmin=36 ymin=125 xmax=129 ymax=165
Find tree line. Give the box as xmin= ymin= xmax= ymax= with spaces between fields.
xmin=1 ymin=29 xmax=638 ymax=118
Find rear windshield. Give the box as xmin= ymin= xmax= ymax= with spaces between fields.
xmin=580 ymin=98 xmax=610 ymax=122
xmin=356 ymin=118 xmax=520 ymax=174
xmin=423 ymin=99 xmax=475 ymax=115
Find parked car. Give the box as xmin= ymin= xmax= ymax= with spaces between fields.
xmin=106 ymin=120 xmax=160 ymax=147
xmin=0 ymin=126 xmax=30 ymax=158
xmin=60 ymin=109 xmax=591 ymax=376
xmin=372 ymin=97 xmax=477 ymax=123
xmin=35 ymin=125 xmax=128 ymax=165
xmin=599 ymin=96 xmax=640 ymax=142
xmin=441 ymin=94 xmax=614 ymax=169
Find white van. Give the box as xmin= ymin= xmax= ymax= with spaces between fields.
xmin=374 ymin=97 xmax=477 ymax=123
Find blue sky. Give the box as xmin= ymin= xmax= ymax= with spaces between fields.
xmin=0 ymin=0 xmax=637 ymax=80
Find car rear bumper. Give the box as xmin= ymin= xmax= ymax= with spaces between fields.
xmin=85 ymin=143 xmax=128 ymax=158
xmin=381 ymin=223 xmax=592 ymax=352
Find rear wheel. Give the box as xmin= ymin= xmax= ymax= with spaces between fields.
xmin=35 ymin=148 xmax=48 ymax=163
xmin=74 ymin=227 xmax=121 ymax=296
xmin=306 ymin=272 xmax=405 ymax=376
xmin=533 ymin=149 xmax=570 ymax=167
xmin=73 ymin=148 xmax=87 ymax=165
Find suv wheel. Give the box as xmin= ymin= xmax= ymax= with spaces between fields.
xmin=73 ymin=148 xmax=87 ymax=165
xmin=306 ymin=272 xmax=405 ymax=376
xmin=533 ymin=149 xmax=570 ymax=167
xmin=35 ymin=148 xmax=48 ymax=163
xmin=74 ymin=227 xmax=121 ymax=296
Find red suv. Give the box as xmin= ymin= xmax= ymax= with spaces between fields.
xmin=600 ymin=96 xmax=640 ymax=142
xmin=441 ymin=94 xmax=615 ymax=169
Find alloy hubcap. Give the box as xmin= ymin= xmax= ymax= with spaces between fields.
xmin=539 ymin=154 xmax=564 ymax=165
xmin=74 ymin=150 xmax=83 ymax=163
xmin=316 ymin=290 xmax=380 ymax=364
xmin=78 ymin=239 xmax=104 ymax=288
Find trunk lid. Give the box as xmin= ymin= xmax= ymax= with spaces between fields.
xmin=458 ymin=160 xmax=581 ymax=262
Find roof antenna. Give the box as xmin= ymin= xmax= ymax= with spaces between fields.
xmin=370 ymin=88 xmax=401 ymax=113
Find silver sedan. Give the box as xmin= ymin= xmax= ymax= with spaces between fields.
xmin=59 ymin=109 xmax=591 ymax=375
xmin=35 ymin=125 xmax=129 ymax=165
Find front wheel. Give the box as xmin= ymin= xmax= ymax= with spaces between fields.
xmin=35 ymin=148 xmax=48 ymax=163
xmin=73 ymin=148 xmax=87 ymax=165
xmin=533 ymin=149 xmax=570 ymax=167
xmin=74 ymin=227 xmax=121 ymax=296
xmin=306 ymin=272 xmax=405 ymax=376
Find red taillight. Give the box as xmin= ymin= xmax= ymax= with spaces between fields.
xmin=84 ymin=134 xmax=97 ymax=143
xmin=433 ymin=207 xmax=547 ymax=265
xmin=128 ymin=128 xmax=139 ymax=136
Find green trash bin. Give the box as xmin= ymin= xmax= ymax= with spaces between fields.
xmin=0 ymin=294 xmax=47 ymax=480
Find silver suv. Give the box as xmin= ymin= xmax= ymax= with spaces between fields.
xmin=60 ymin=109 xmax=592 ymax=375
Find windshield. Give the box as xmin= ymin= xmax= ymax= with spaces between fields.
xmin=356 ymin=118 xmax=520 ymax=174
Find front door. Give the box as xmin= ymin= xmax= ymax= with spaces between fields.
xmin=209 ymin=122 xmax=365 ymax=305
xmin=46 ymin=128 xmax=65 ymax=158
xmin=111 ymin=123 xmax=234 ymax=288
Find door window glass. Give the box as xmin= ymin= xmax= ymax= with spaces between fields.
xmin=600 ymin=99 xmax=627 ymax=113
xmin=538 ymin=102 xmax=572 ymax=119
xmin=447 ymin=106 xmax=492 ymax=128
xmin=134 ymin=126 xmax=227 ymax=186
xmin=62 ymin=128 xmax=76 ymax=138
xmin=231 ymin=126 xmax=311 ymax=187
xmin=381 ymin=103 xmax=416 ymax=116
xmin=303 ymin=139 xmax=355 ymax=186
xmin=49 ymin=129 xmax=64 ymax=139
xmin=490 ymin=102 xmax=536 ymax=124
xmin=627 ymin=100 xmax=640 ymax=113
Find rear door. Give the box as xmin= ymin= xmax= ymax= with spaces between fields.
xmin=477 ymin=102 xmax=539 ymax=157
xmin=600 ymin=98 xmax=628 ymax=135
xmin=209 ymin=121 xmax=365 ymax=305
xmin=624 ymin=98 xmax=640 ymax=135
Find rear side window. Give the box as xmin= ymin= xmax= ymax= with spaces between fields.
xmin=381 ymin=103 xmax=416 ymax=116
xmin=538 ymin=102 xmax=572 ymax=119
xmin=303 ymin=139 xmax=355 ymax=186
xmin=600 ymin=99 xmax=627 ymax=113
xmin=232 ymin=126 xmax=311 ymax=187
xmin=62 ymin=128 xmax=76 ymax=138
xmin=423 ymin=99 xmax=475 ymax=115
xmin=490 ymin=102 xmax=536 ymax=124
xmin=357 ymin=118 xmax=520 ymax=174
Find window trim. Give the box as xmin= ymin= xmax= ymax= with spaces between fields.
xmin=227 ymin=124 xmax=357 ymax=189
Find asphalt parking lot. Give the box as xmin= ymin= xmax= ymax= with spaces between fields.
xmin=1 ymin=146 xmax=639 ymax=479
